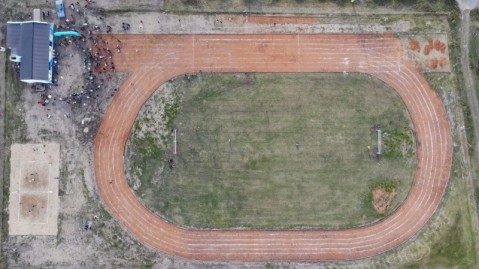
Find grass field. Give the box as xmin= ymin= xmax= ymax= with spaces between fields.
xmin=126 ymin=72 xmax=416 ymax=229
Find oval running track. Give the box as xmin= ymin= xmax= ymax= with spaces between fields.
xmin=93 ymin=34 xmax=452 ymax=261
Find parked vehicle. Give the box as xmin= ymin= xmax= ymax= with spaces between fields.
xmin=55 ymin=0 xmax=65 ymax=18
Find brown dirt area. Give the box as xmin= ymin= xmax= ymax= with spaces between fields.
xmin=400 ymin=34 xmax=451 ymax=72
xmin=19 ymin=194 xmax=48 ymax=223
xmin=20 ymin=162 xmax=49 ymax=191
xmin=372 ymin=188 xmax=397 ymax=214
xmin=8 ymin=143 xmax=60 ymax=236
xmin=409 ymin=39 xmax=421 ymax=52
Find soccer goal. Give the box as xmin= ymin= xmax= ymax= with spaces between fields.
xmin=174 ymin=128 xmax=178 ymax=155
xmin=377 ymin=128 xmax=382 ymax=157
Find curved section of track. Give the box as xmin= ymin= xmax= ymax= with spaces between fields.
xmin=94 ymin=34 xmax=452 ymax=261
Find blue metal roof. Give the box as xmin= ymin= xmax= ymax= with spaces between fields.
xmin=7 ymin=21 xmax=53 ymax=83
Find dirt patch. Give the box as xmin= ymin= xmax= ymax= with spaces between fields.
xmin=20 ymin=162 xmax=49 ymax=191
xmin=9 ymin=143 xmax=60 ymax=236
xmin=430 ymin=57 xmax=438 ymax=69
xmin=19 ymin=194 xmax=48 ymax=223
xmin=372 ymin=187 xmax=397 ymax=214
xmin=400 ymin=34 xmax=451 ymax=72
xmin=409 ymin=39 xmax=420 ymax=52
xmin=434 ymin=39 xmax=447 ymax=53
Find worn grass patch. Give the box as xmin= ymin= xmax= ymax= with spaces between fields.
xmin=126 ymin=73 xmax=416 ymax=229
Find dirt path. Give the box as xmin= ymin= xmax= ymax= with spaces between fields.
xmin=457 ymin=7 xmax=479 ymax=261
xmin=0 ymin=18 xmax=6 ymax=261
xmin=93 ymin=34 xmax=452 ymax=261
xmin=460 ymin=10 xmax=479 ymax=157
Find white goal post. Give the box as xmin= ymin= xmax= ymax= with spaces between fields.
xmin=377 ymin=129 xmax=382 ymax=156
xmin=174 ymin=129 xmax=177 ymax=155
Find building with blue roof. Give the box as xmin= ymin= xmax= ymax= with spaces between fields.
xmin=6 ymin=21 xmax=54 ymax=84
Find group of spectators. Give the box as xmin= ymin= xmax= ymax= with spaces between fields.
xmin=39 ymin=0 xmax=121 ymax=108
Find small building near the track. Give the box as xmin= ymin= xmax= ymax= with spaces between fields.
xmin=6 ymin=21 xmax=54 ymax=84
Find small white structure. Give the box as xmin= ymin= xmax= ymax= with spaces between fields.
xmin=174 ymin=129 xmax=178 ymax=155
xmin=377 ymin=129 xmax=382 ymax=156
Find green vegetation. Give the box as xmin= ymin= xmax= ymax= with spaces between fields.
xmin=129 ymin=133 xmax=163 ymax=195
xmin=434 ymin=16 xmax=479 ymax=266
xmin=126 ymin=85 xmax=181 ymax=218
xmin=4 ymin=65 xmax=27 ymax=144
xmin=371 ymin=0 xmax=457 ymax=12
xmin=468 ymin=16 xmax=479 ymax=265
xmin=423 ymin=212 xmax=475 ymax=268
xmin=56 ymin=213 xmax=64 ymax=246
xmin=470 ymin=19 xmax=479 ymax=115
xmin=369 ymin=179 xmax=398 ymax=193
xmin=164 ymin=0 xmax=457 ymax=13
xmin=98 ymin=205 xmax=112 ymax=221
xmin=163 ymin=94 xmax=180 ymax=130
xmin=139 ymin=260 xmax=154 ymax=269
xmin=402 ymin=157 xmax=478 ymax=268
xmin=2 ymin=58 xmax=27 ymax=245
xmin=127 ymin=73 xmax=416 ymax=229
xmin=382 ymin=128 xmax=414 ymax=158
xmin=95 ymin=224 xmax=128 ymax=251
xmin=376 ymin=70 xmax=477 ymax=268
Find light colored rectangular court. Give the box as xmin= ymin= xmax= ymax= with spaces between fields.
xmin=8 ymin=143 xmax=60 ymax=236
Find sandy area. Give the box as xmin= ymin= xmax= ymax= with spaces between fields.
xmin=8 ymin=143 xmax=60 ymax=236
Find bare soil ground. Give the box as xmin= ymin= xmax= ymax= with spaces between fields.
xmin=19 ymin=194 xmax=48 ymax=223
xmin=372 ymin=188 xmax=397 ymax=214
xmin=8 ymin=143 xmax=60 ymax=236
xmin=20 ymin=162 xmax=50 ymax=191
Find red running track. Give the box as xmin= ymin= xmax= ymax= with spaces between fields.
xmin=93 ymin=34 xmax=452 ymax=261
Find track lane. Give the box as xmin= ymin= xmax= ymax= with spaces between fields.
xmin=93 ymin=34 xmax=452 ymax=261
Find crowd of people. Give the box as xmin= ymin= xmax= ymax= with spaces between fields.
xmin=8 ymin=0 xmax=141 ymax=111
xmin=37 ymin=0 xmax=124 ymax=108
